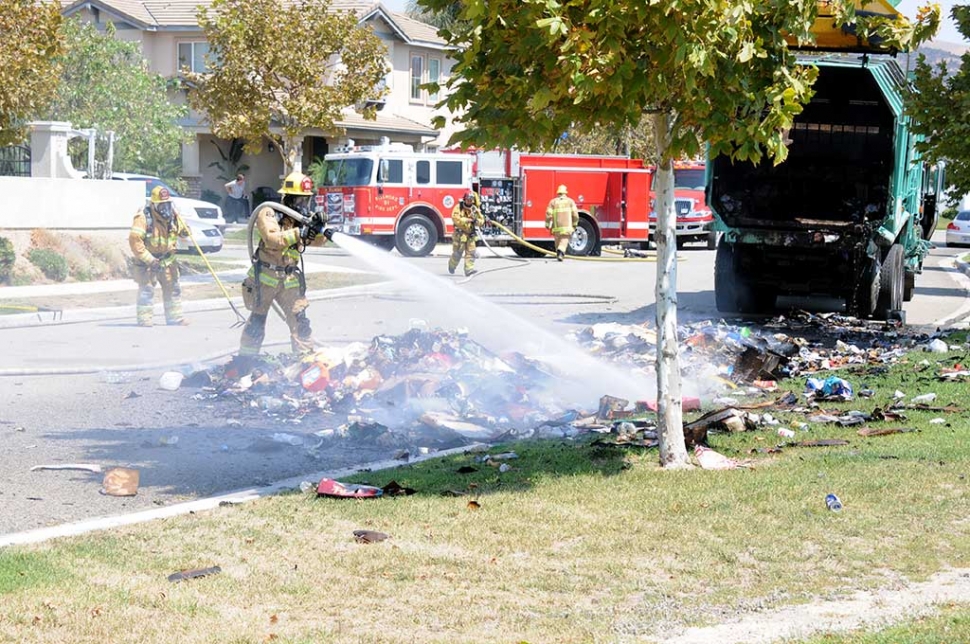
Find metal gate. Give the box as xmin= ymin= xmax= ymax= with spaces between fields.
xmin=0 ymin=146 xmax=30 ymax=177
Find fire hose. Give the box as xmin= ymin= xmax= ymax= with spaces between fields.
xmin=482 ymin=218 xmax=667 ymax=263
xmin=183 ymin=217 xmax=247 ymax=327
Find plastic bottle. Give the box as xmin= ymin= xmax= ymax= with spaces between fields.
xmin=911 ymin=393 xmax=937 ymax=404
xmin=777 ymin=428 xmax=795 ymax=438
xmin=825 ymin=493 xmax=843 ymax=512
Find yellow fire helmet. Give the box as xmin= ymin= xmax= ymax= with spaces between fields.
xmin=279 ymin=171 xmax=314 ymax=196
xmin=150 ymin=185 xmax=172 ymax=203
xmin=557 ymin=184 xmax=568 ymax=195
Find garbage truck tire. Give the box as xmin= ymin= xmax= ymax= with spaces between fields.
xmin=715 ymin=241 xmax=745 ymax=313
xmin=849 ymin=257 xmax=880 ymax=318
xmin=903 ymin=269 xmax=916 ymax=302
xmin=396 ymin=214 xmax=438 ymax=257
xmin=877 ymin=244 xmax=904 ymax=319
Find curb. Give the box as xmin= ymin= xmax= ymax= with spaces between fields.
xmin=0 ymin=442 xmax=486 ymax=548
xmin=0 ymin=281 xmax=393 ymax=330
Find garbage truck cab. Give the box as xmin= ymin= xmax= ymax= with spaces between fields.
xmin=708 ymin=2 xmax=945 ymax=320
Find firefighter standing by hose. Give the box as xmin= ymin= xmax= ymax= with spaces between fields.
xmin=129 ymin=186 xmax=190 ymax=326
xmin=448 ymin=190 xmax=485 ymax=277
xmin=545 ymin=184 xmax=579 ymax=261
xmin=238 ymin=171 xmax=323 ymax=358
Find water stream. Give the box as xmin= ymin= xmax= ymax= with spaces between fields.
xmin=328 ymin=232 xmax=655 ymax=407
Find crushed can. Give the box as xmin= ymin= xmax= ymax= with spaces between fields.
xmin=825 ymin=493 xmax=843 ymax=512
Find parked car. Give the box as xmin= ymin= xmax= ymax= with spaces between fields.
xmin=946 ymin=211 xmax=970 ymax=247
xmin=176 ymin=218 xmax=224 ymax=254
xmin=111 ymin=172 xmax=227 ymax=230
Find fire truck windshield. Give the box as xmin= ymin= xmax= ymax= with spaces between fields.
xmin=320 ymin=158 xmax=375 ymax=187
xmin=674 ymin=169 xmax=705 ymax=191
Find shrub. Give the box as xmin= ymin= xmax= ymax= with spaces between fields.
xmin=0 ymin=236 xmax=14 ymax=284
xmin=27 ymin=248 xmax=68 ymax=282
xmin=201 ymin=188 xmax=224 ymax=205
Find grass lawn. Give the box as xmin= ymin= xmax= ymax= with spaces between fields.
xmin=795 ymin=604 xmax=970 ymax=643
xmin=1 ymin=338 xmax=969 ymax=643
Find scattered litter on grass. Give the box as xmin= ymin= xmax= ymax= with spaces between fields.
xmin=316 ymin=478 xmax=382 ymax=498
xmin=167 ymin=566 xmax=222 ymax=583
xmin=353 ymin=530 xmax=388 ymax=544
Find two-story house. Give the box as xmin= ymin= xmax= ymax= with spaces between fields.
xmin=59 ymin=0 xmax=456 ymax=201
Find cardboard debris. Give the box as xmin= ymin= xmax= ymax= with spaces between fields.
xmin=101 ymin=468 xmax=139 ymax=496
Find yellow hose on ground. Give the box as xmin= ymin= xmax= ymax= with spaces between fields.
xmin=183 ymin=217 xmax=247 ymax=326
xmin=486 ymin=218 xmax=679 ymax=263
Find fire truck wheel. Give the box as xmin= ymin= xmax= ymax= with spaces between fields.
xmin=396 ymin=214 xmax=438 ymax=257
xmin=567 ymin=219 xmax=597 ymax=256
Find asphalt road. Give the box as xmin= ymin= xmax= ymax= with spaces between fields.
xmin=1 ymin=233 xmax=968 ymax=537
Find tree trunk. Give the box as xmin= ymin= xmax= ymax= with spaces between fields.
xmin=280 ymin=133 xmax=305 ymax=175
xmin=650 ymin=111 xmax=690 ymax=469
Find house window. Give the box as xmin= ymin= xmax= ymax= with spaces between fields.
xmin=427 ymin=58 xmax=441 ymax=103
xmin=178 ymin=42 xmax=210 ymax=73
xmin=416 ymin=160 xmax=430 ymax=184
xmin=436 ymin=160 xmax=462 ymax=185
xmin=410 ymin=55 xmax=424 ymax=101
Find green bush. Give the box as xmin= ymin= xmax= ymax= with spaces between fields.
xmin=27 ymin=248 xmax=68 ymax=282
xmin=200 ymin=188 xmax=224 ymax=206
xmin=0 ymin=237 xmax=14 ymax=284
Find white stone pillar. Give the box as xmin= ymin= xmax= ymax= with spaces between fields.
xmin=28 ymin=121 xmax=83 ymax=179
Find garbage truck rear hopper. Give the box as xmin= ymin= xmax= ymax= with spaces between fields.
xmin=708 ymin=55 xmax=944 ymax=320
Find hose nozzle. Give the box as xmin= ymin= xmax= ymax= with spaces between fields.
xmin=322 ymin=228 xmax=335 ymax=242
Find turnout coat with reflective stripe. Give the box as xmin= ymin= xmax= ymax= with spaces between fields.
xmin=129 ymin=209 xmax=188 ymax=267
xmin=250 ymin=206 xmax=304 ymax=288
xmin=545 ymin=195 xmax=579 ymax=235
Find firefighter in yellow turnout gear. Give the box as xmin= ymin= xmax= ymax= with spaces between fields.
xmin=448 ymin=191 xmax=485 ymax=276
xmin=239 ymin=172 xmax=322 ymax=357
xmin=129 ymin=186 xmax=190 ymax=326
xmin=545 ymin=184 xmax=579 ymax=261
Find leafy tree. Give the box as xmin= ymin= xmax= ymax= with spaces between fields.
xmin=188 ymin=0 xmax=390 ymax=174
xmin=555 ymin=118 xmax=657 ymax=164
xmin=44 ymin=19 xmax=188 ymax=179
xmin=907 ymin=4 xmax=970 ymax=199
xmin=0 ymin=0 xmax=63 ymax=146
xmin=422 ymin=0 xmax=936 ymax=468
xmin=208 ymin=138 xmax=250 ymax=182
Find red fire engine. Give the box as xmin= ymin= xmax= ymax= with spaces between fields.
xmin=647 ymin=161 xmax=715 ymax=249
xmin=316 ymin=142 xmax=655 ymax=257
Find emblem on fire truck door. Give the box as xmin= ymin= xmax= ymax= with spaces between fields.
xmin=442 ymin=195 xmax=455 ymax=209
xmin=374 ymin=194 xmax=400 ymax=213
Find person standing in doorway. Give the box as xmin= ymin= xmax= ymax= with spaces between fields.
xmin=224 ymin=172 xmax=249 ymax=222
xmin=545 ymin=184 xmax=579 ymax=261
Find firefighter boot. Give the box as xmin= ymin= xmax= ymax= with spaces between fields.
xmin=557 ymin=250 xmax=565 ymax=262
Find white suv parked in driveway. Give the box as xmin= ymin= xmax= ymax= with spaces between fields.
xmin=111 ymin=173 xmax=227 ymax=230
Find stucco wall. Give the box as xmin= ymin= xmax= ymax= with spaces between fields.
xmin=0 ymin=178 xmax=144 ymax=229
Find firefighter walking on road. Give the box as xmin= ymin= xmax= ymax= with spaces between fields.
xmin=238 ymin=172 xmax=322 ymax=358
xmin=129 ymin=186 xmax=190 ymax=326
xmin=448 ymin=191 xmax=485 ymax=277
xmin=545 ymin=184 xmax=579 ymax=261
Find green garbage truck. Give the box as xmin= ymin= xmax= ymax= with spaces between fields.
xmin=709 ymin=51 xmax=944 ymax=320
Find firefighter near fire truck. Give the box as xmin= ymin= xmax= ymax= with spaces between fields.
xmin=238 ymin=172 xmax=330 ymax=358
xmin=129 ymin=186 xmax=190 ymax=327
xmin=546 ymin=184 xmax=580 ymax=261
xmin=448 ymin=191 xmax=486 ymax=276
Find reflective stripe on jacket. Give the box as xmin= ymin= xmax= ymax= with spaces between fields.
xmin=451 ymin=203 xmax=484 ymax=234
xmin=129 ymin=209 xmax=188 ymax=266
xmin=545 ymin=196 xmax=579 ymax=235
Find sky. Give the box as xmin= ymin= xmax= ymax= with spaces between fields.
xmin=383 ymin=0 xmax=967 ymax=46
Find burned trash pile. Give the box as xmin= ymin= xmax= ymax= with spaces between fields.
xmin=187 ymin=328 xmax=608 ymax=452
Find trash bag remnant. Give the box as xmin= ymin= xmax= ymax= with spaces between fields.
xmin=31 ymin=464 xmax=102 ymax=473
xmin=694 ymin=445 xmax=748 ymax=470
xmin=353 ymin=530 xmax=389 ymax=544
xmin=158 ymin=372 xmax=184 ymax=391
xmin=101 ymin=467 xmax=139 ymax=496
xmin=805 ymin=376 xmax=854 ymax=401
xmin=380 ymin=480 xmax=416 ymax=496
xmin=167 ymin=566 xmax=222 ymax=583
xmin=316 ymin=478 xmax=383 ymax=499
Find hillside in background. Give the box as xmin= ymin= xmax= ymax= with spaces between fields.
xmin=904 ymin=39 xmax=968 ymax=72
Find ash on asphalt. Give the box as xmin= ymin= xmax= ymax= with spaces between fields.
xmin=0 ymin=372 xmax=400 ymax=536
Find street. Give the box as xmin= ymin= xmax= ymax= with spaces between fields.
xmin=1 ymin=234 xmax=968 ymax=537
